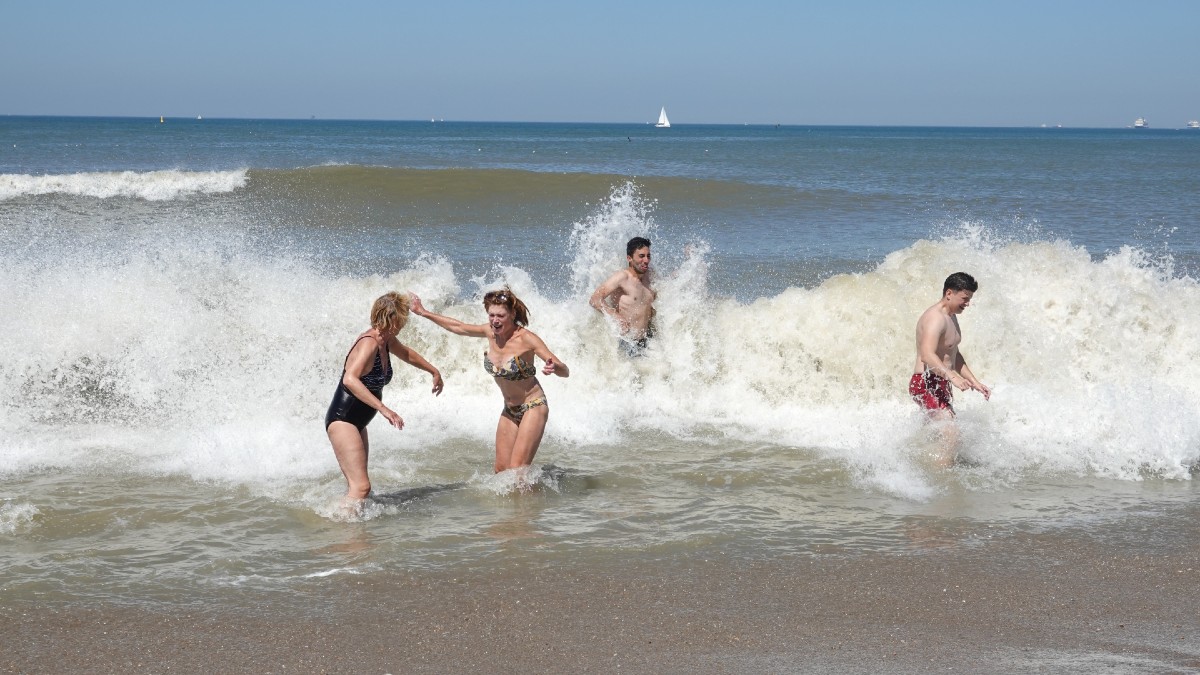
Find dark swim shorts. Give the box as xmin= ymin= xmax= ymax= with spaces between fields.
xmin=618 ymin=335 xmax=650 ymax=358
xmin=909 ymin=371 xmax=953 ymax=414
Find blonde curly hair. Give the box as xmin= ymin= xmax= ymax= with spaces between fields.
xmin=370 ymin=292 xmax=411 ymax=334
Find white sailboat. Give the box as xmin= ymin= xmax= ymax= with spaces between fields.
xmin=655 ymin=107 xmax=670 ymax=128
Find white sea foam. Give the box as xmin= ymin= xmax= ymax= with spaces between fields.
xmin=299 ymin=566 xmax=375 ymax=578
xmin=0 ymin=501 xmax=40 ymax=534
xmin=0 ymin=169 xmax=247 ymax=201
xmin=1 ymin=185 xmax=1197 ymax=505
xmin=569 ymin=181 xmax=661 ymax=297
xmin=472 ymin=465 xmax=561 ymax=496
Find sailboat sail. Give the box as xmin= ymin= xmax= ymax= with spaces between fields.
xmin=656 ymin=107 xmax=670 ymax=128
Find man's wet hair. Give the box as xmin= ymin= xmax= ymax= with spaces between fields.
xmin=626 ymin=237 xmax=651 ymax=257
xmin=943 ymin=272 xmax=979 ymax=294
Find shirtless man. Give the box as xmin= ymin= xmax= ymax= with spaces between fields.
xmin=589 ymin=237 xmax=657 ymax=357
xmin=910 ymin=272 xmax=991 ymax=466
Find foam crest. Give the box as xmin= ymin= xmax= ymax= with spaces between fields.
xmin=832 ymin=227 xmax=1200 ymax=482
xmin=0 ymin=169 xmax=247 ymax=201
xmin=568 ymin=181 xmax=659 ymax=297
xmin=551 ymin=215 xmax=1200 ymax=489
xmin=2 ymin=183 xmax=1197 ymax=500
xmin=472 ymin=466 xmax=562 ymax=496
xmin=0 ymin=501 xmax=39 ymax=535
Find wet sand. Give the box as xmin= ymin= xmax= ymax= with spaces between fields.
xmin=4 ymin=531 xmax=1198 ymax=674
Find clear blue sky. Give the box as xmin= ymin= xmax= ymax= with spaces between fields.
xmin=4 ymin=0 xmax=1198 ymax=127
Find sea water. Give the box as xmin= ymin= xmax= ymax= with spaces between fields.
xmin=1 ymin=117 xmax=1198 ymax=606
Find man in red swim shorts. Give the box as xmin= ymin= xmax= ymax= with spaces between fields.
xmin=909 ymin=369 xmax=954 ymax=413
xmin=911 ymin=272 xmax=991 ymax=465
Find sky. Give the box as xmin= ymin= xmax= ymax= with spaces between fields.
xmin=4 ymin=0 xmax=1198 ymax=127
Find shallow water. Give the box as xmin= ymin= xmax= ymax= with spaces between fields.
xmin=3 ymin=440 xmax=1197 ymax=607
xmin=2 ymin=118 xmax=1199 ymax=607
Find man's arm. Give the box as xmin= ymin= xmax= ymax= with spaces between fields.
xmin=916 ymin=312 xmax=953 ymax=379
xmin=954 ymin=353 xmax=991 ymax=400
xmin=589 ymin=271 xmax=626 ymax=317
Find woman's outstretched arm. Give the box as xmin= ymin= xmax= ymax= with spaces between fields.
xmin=410 ymin=292 xmax=488 ymax=337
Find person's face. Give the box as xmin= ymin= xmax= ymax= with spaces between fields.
xmin=375 ymin=317 xmax=400 ymax=339
xmin=627 ymin=246 xmax=651 ymax=274
xmin=385 ymin=317 xmax=405 ymax=337
xmin=487 ymin=304 xmax=514 ymax=334
xmin=945 ymin=289 xmax=974 ymax=314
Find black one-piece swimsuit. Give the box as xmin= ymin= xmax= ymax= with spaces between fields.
xmin=324 ymin=337 xmax=393 ymax=430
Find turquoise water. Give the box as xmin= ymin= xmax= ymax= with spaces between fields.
xmin=1 ymin=116 xmax=1198 ymax=605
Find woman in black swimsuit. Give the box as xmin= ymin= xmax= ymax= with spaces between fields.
xmin=410 ymin=288 xmax=568 ymax=475
xmin=326 ymin=292 xmax=443 ymax=507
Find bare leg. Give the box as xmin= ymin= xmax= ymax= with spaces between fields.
xmin=494 ymin=414 xmax=519 ymax=473
xmin=506 ymin=405 xmax=548 ymax=471
xmin=926 ymin=410 xmax=959 ymax=468
xmin=493 ymin=405 xmax=548 ymax=473
xmin=328 ymin=421 xmax=371 ymax=503
xmin=508 ymin=405 xmax=548 ymax=471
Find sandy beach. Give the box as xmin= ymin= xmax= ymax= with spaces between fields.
xmin=5 ymin=528 xmax=1197 ymax=674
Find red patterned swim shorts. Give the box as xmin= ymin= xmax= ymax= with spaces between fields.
xmin=909 ymin=371 xmax=954 ymax=414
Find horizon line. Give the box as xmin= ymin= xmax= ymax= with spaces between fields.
xmin=2 ymin=113 xmax=1188 ymax=130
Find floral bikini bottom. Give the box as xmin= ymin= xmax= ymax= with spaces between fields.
xmin=502 ymin=396 xmax=547 ymax=423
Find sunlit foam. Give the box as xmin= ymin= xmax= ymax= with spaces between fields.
xmin=2 ymin=183 xmax=1198 ymax=507
xmin=0 ymin=169 xmax=248 ymax=201
xmin=470 ymin=465 xmax=562 ymax=496
xmin=0 ymin=501 xmax=40 ymax=535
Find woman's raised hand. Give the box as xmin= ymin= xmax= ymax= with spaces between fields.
xmin=409 ymin=292 xmax=426 ymax=317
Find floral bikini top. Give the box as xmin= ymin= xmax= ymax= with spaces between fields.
xmin=483 ymin=352 xmax=537 ymax=381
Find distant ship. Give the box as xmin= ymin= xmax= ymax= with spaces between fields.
xmin=655 ymin=107 xmax=670 ymax=128
xmin=1133 ymin=117 xmax=1148 ymax=129
xmin=1187 ymin=120 xmax=1200 ymax=129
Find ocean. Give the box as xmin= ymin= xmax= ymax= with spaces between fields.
xmin=1 ymin=116 xmax=1198 ymax=615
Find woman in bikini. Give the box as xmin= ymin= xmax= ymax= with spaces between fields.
xmin=410 ymin=288 xmax=569 ymax=473
xmin=326 ymin=292 xmax=443 ymax=507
